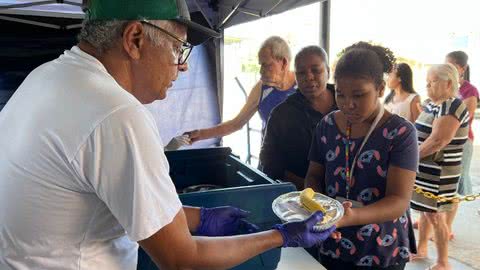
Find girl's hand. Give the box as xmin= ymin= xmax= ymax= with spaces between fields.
xmin=330 ymin=230 xmax=342 ymax=240
xmin=330 ymin=201 xmax=355 ymax=239
xmin=335 ymin=201 xmax=355 ymax=228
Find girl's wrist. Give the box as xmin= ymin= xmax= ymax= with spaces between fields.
xmin=337 ymin=208 xmax=357 ymax=228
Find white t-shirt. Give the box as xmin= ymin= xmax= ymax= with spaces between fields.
xmin=0 ymin=46 xmax=183 ymax=270
xmin=384 ymin=93 xmax=418 ymax=121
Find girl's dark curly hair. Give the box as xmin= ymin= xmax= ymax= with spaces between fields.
xmin=335 ymin=41 xmax=396 ymax=87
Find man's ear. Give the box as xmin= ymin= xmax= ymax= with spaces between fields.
xmin=378 ymin=80 xmax=386 ymax=97
xmin=282 ymin=58 xmax=288 ymax=71
xmin=122 ymin=21 xmax=146 ymax=60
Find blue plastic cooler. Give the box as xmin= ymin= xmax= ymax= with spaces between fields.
xmin=137 ymin=147 xmax=296 ymax=270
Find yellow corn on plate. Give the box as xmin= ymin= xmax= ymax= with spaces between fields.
xmin=300 ymin=188 xmax=327 ymax=214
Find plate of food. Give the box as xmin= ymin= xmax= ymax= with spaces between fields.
xmin=272 ymin=188 xmax=344 ymax=230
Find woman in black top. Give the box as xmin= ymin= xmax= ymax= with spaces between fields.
xmin=259 ymin=45 xmax=337 ymax=190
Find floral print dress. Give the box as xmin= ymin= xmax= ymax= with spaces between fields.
xmin=309 ymin=111 xmax=419 ymax=267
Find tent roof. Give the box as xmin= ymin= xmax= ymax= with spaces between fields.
xmin=214 ymin=0 xmax=321 ymax=29
xmin=0 ymin=0 xmax=83 ymax=19
xmin=0 ymin=0 xmax=321 ymax=30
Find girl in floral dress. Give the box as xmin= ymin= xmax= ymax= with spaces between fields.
xmin=305 ymin=42 xmax=419 ymax=269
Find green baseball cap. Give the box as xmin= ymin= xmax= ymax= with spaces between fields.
xmin=84 ymin=0 xmax=221 ymax=45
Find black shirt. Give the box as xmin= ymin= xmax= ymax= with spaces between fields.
xmin=259 ymin=84 xmax=336 ymax=190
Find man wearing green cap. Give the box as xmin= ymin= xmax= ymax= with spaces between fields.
xmin=0 ymin=0 xmax=335 ymax=269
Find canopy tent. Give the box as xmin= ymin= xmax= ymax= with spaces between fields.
xmin=0 ymin=0 xmax=329 ymax=147
xmin=0 ymin=0 xmax=322 ymax=28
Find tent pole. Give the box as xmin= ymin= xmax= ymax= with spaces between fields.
xmin=0 ymin=1 xmax=56 ymax=9
xmin=217 ymin=0 xmax=247 ymax=29
xmin=0 ymin=15 xmax=60 ymax=29
xmin=215 ymin=29 xmax=225 ymax=147
xmin=218 ymin=4 xmax=261 ymax=18
xmin=318 ymin=0 xmax=330 ymax=55
xmin=236 ymin=7 xmax=261 ymax=17
xmin=66 ymin=23 xmax=83 ymax=29
xmin=263 ymin=0 xmax=284 ymax=16
xmin=192 ymin=0 xmax=215 ymax=29
xmin=63 ymin=1 xmax=82 ymax=6
xmin=234 ymin=77 xmax=252 ymax=164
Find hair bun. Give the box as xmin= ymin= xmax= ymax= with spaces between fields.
xmin=342 ymin=41 xmax=396 ymax=73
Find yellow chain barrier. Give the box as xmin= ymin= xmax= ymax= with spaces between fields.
xmin=414 ymin=186 xmax=480 ymax=203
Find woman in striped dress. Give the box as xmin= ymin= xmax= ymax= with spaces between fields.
xmin=445 ymin=51 xmax=479 ymax=238
xmin=411 ymin=64 xmax=469 ymax=270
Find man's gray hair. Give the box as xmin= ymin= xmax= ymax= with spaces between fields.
xmin=77 ymin=19 xmax=177 ymax=53
xmin=258 ymin=36 xmax=291 ymax=62
xmin=430 ymin=63 xmax=460 ymax=96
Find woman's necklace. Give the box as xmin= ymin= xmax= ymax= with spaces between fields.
xmin=342 ymin=104 xmax=385 ymax=201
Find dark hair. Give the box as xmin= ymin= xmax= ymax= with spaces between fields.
xmin=294 ymin=45 xmax=329 ymax=69
xmin=334 ymin=41 xmax=396 ymax=87
xmin=446 ymin=51 xmax=470 ymax=81
xmin=384 ymin=63 xmax=416 ymax=104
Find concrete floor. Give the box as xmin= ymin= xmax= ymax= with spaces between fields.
xmin=407 ymin=201 xmax=480 ymax=270
xmin=406 ymin=145 xmax=480 ymax=270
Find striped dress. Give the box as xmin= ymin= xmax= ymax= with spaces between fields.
xmin=411 ymin=98 xmax=469 ymax=212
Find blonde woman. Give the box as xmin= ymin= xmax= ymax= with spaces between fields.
xmin=411 ymin=64 xmax=469 ymax=270
xmin=444 ymin=51 xmax=479 ymax=239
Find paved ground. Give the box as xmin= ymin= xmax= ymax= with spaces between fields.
xmin=407 ymin=201 xmax=480 ymax=270
xmin=407 ymin=144 xmax=480 ymax=270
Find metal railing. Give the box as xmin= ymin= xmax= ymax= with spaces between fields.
xmin=234 ymin=77 xmax=260 ymax=165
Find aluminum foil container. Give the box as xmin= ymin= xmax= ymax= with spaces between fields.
xmin=272 ymin=191 xmax=344 ymax=230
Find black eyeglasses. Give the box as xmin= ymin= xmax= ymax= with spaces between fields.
xmin=140 ymin=20 xmax=193 ymax=65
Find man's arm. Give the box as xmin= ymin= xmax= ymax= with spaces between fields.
xmin=183 ymin=206 xmax=201 ymax=232
xmin=187 ymin=81 xmax=262 ymax=142
xmin=139 ymin=208 xmax=283 ymax=270
xmin=184 ymin=206 xmax=260 ymax=237
xmin=304 ymin=161 xmax=326 ymax=193
xmin=139 ymin=209 xmax=334 ymax=270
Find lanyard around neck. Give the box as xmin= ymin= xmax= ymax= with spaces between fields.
xmin=344 ymin=104 xmax=385 ymax=200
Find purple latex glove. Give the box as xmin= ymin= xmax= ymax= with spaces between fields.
xmin=196 ymin=206 xmax=260 ymax=236
xmin=272 ymin=211 xmax=336 ymax=248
